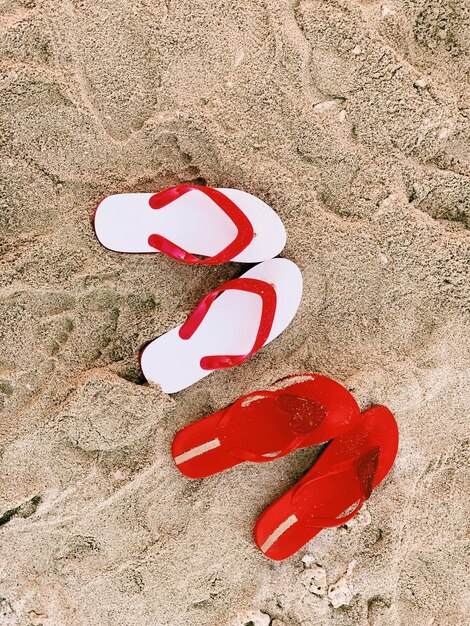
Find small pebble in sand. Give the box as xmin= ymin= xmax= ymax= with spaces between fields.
xmin=302 ymin=554 xmax=316 ymax=568
xmin=313 ymin=100 xmax=340 ymax=113
xmin=414 ymin=78 xmax=428 ymax=89
xmin=233 ymin=50 xmax=245 ymax=68
xmin=378 ymin=252 xmax=389 ymax=266
xmin=301 ymin=563 xmax=328 ymax=596
xmin=338 ymin=109 xmax=347 ymax=122
xmin=352 ymin=45 xmax=363 ymax=55
xmin=328 ymin=576 xmax=354 ymax=608
xmin=112 ymin=469 xmax=127 ymax=481
xmin=328 ymin=561 xmax=356 ymax=608
xmin=439 ymin=126 xmax=452 ymax=140
xmin=381 ymin=6 xmax=395 ymax=17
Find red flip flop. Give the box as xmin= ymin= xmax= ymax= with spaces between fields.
xmin=172 ymin=374 xmax=361 ymax=478
xmin=254 ymin=405 xmax=399 ymax=560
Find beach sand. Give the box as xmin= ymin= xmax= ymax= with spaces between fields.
xmin=1 ymin=1 xmax=469 ymax=624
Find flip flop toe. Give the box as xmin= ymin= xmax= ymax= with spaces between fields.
xmin=93 ymin=185 xmax=286 ymax=263
xmin=172 ymin=374 xmax=361 ymax=478
xmin=254 ymin=405 xmax=399 ymax=560
xmin=140 ymin=258 xmax=302 ymax=393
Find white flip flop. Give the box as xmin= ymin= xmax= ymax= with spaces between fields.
xmin=140 ymin=258 xmax=303 ymax=393
xmin=93 ymin=185 xmax=286 ymax=264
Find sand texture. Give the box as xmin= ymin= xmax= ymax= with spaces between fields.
xmin=1 ymin=0 xmax=469 ymax=624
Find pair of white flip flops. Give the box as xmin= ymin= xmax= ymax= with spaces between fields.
xmin=94 ymin=185 xmax=303 ymax=393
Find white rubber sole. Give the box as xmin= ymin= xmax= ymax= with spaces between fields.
xmin=93 ymin=188 xmax=286 ymax=262
xmin=140 ymin=259 xmax=303 ymax=393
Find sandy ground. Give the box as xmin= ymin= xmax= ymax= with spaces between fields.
xmin=1 ymin=1 xmax=469 ymax=625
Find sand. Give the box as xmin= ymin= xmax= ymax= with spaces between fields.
xmin=1 ymin=0 xmax=469 ymax=624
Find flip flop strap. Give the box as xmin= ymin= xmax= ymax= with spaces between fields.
xmin=292 ymin=446 xmax=380 ymax=528
xmin=147 ymin=185 xmax=255 ymax=265
xmin=223 ymin=392 xmax=328 ymax=462
xmin=303 ymin=498 xmax=366 ymax=528
xmin=217 ymin=390 xmax=278 ymax=430
xmin=178 ymin=277 xmax=277 ymax=370
xmin=229 ymin=434 xmax=308 ymax=463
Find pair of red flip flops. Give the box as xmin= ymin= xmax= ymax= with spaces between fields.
xmin=172 ymin=374 xmax=399 ymax=560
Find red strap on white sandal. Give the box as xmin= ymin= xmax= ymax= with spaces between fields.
xmin=147 ymin=185 xmax=255 ymax=264
xmin=178 ymin=277 xmax=277 ymax=370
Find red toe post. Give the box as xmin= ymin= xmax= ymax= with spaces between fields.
xmin=178 ymin=277 xmax=277 ymax=370
xmin=148 ymin=185 xmax=254 ymax=264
